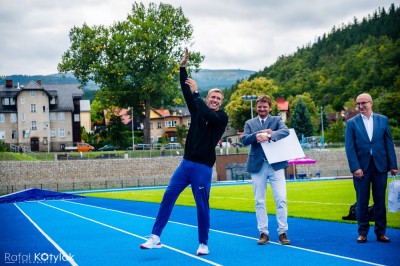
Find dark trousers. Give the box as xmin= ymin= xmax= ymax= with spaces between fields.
xmin=353 ymin=157 xmax=387 ymax=236
xmin=152 ymin=159 xmax=212 ymax=244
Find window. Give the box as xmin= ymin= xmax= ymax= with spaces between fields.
xmin=150 ymin=123 xmax=153 ymax=130
xmin=50 ymin=98 xmax=56 ymax=104
xmin=12 ymin=130 xmax=17 ymax=139
xmin=59 ymin=128 xmax=65 ymax=137
xmin=157 ymin=122 xmax=162 ymax=129
xmin=10 ymin=98 xmax=15 ymax=105
xmin=43 ymin=106 xmax=46 ymax=112
xmin=30 ymin=104 xmax=36 ymax=113
xmin=31 ymin=121 xmax=37 ymax=130
xmin=23 ymin=129 xmax=30 ymax=138
xmin=21 ymin=113 xmax=26 ymax=122
xmin=165 ymin=120 xmax=178 ymax=128
xmin=187 ymin=120 xmax=191 ymax=127
xmin=30 ymin=91 xmax=36 ymax=96
xmin=0 ymin=131 xmax=4 ymax=140
xmin=4 ymin=98 xmax=9 ymax=105
xmin=0 ymin=114 xmax=4 ymax=123
xmin=10 ymin=113 xmax=17 ymax=123
xmin=58 ymin=112 xmax=65 ymax=121
xmin=50 ymin=112 xmax=56 ymax=121
xmin=50 ymin=128 xmax=56 ymax=138
xmin=21 ymin=96 xmax=25 ymax=104
xmin=74 ymin=114 xmax=80 ymax=122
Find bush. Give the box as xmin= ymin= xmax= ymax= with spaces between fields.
xmin=0 ymin=140 xmax=7 ymax=152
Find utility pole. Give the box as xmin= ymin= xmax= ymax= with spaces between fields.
xmin=242 ymin=95 xmax=258 ymax=119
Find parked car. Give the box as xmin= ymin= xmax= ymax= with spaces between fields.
xmin=135 ymin=144 xmax=152 ymax=150
xmin=65 ymin=143 xmax=95 ymax=152
xmin=98 ymin=144 xmax=117 ymax=151
xmin=164 ymin=143 xmax=181 ymax=149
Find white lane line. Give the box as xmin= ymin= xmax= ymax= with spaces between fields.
xmin=62 ymin=200 xmax=383 ymax=266
xmin=13 ymin=203 xmax=78 ymax=266
xmin=37 ymin=201 xmax=221 ymax=266
xmin=128 ymin=192 xmax=352 ymax=206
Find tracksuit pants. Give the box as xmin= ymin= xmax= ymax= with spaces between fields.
xmin=152 ymin=158 xmax=212 ymax=244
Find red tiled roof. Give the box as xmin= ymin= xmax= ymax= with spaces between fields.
xmin=104 ymin=108 xmax=132 ymax=125
xmin=275 ymin=97 xmax=289 ymax=111
xmin=154 ymin=108 xmax=170 ymax=117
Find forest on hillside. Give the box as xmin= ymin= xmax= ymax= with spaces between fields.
xmin=226 ymin=3 xmax=400 ymax=136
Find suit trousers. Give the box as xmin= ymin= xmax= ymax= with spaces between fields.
xmin=251 ymin=161 xmax=288 ymax=236
xmin=152 ymin=159 xmax=212 ymax=244
xmin=353 ymin=157 xmax=387 ymax=236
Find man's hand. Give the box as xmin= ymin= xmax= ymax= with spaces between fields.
xmin=390 ymin=169 xmax=398 ymax=176
xmin=353 ymin=169 xmax=364 ymax=179
xmin=180 ymin=48 xmax=189 ymax=67
xmin=185 ymin=78 xmax=198 ymax=93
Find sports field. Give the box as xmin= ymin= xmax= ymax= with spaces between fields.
xmin=81 ymin=178 xmax=400 ymax=228
xmin=1 ymin=178 xmax=399 ymax=265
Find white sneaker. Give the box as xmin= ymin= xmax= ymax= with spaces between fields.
xmin=197 ymin=243 xmax=209 ymax=256
xmin=140 ymin=234 xmax=162 ymax=249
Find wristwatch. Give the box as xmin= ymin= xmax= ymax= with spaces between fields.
xmin=193 ymin=90 xmax=199 ymax=94
xmin=266 ymin=133 xmax=271 ymax=138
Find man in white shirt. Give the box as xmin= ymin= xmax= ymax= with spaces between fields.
xmin=345 ymin=93 xmax=398 ymax=243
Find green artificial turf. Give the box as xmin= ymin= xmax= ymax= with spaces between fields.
xmin=81 ymin=179 xmax=400 ymax=228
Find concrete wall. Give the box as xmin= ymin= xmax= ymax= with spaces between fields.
xmin=0 ymin=157 xmax=183 ymax=195
xmin=215 ymin=148 xmax=400 ymax=181
xmin=1 ymin=148 xmax=399 ymax=195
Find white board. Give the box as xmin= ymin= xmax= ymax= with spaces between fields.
xmin=261 ymin=128 xmax=305 ymax=164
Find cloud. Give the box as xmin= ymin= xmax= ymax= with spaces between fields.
xmin=0 ymin=0 xmax=395 ymax=75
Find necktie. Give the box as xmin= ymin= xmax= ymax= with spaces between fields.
xmin=261 ymin=119 xmax=265 ymax=127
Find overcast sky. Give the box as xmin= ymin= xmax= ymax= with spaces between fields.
xmin=0 ymin=0 xmax=395 ymax=75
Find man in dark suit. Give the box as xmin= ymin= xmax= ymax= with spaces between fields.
xmin=242 ymin=95 xmax=290 ymax=245
xmin=345 ymin=93 xmax=398 ymax=243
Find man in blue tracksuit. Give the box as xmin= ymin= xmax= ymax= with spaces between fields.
xmin=140 ymin=48 xmax=228 ymax=256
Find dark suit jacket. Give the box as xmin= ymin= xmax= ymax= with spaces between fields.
xmin=242 ymin=115 xmax=289 ymax=173
xmin=345 ymin=113 xmax=397 ymax=173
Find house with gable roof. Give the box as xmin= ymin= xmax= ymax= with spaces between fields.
xmin=149 ymin=107 xmax=190 ymax=143
xmin=0 ymin=79 xmax=83 ymax=152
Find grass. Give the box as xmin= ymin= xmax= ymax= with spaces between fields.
xmin=0 ymin=149 xmax=186 ymax=161
xmin=81 ymin=178 xmax=400 ymax=229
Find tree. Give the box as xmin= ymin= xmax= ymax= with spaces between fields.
xmin=106 ymin=109 xmax=127 ymax=148
xmin=270 ymin=104 xmax=280 ymax=116
xmin=81 ymin=126 xmax=89 ymax=143
xmin=225 ymin=77 xmax=279 ymax=130
xmin=288 ymin=93 xmax=318 ymax=128
xmin=175 ymin=124 xmax=188 ymax=147
xmin=58 ymin=2 xmax=203 ymax=143
xmin=325 ymin=119 xmax=345 ymax=142
xmin=290 ymin=98 xmax=314 ymax=139
xmin=374 ymin=91 xmax=400 ymax=127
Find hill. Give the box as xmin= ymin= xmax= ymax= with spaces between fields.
xmin=242 ymin=3 xmax=400 ymax=125
xmin=191 ymin=69 xmax=255 ymax=91
xmin=0 ymin=69 xmax=255 ymax=100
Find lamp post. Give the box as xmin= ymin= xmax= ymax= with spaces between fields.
xmin=129 ymin=107 xmax=134 ymax=150
xmin=320 ymin=106 xmax=324 ymax=149
xmin=46 ymin=121 xmax=50 ymax=153
xmin=241 ymin=95 xmax=258 ymax=119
